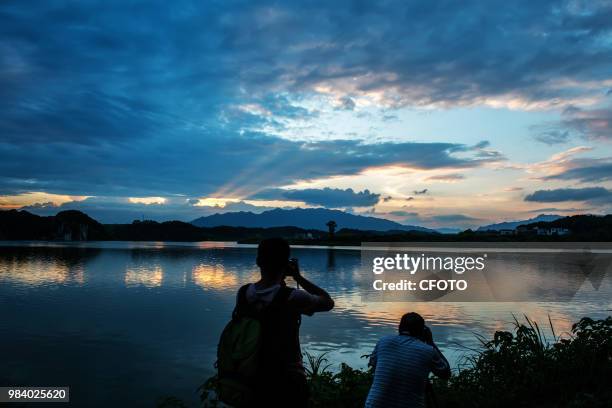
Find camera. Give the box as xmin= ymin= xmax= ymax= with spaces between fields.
xmin=419 ymin=326 xmax=434 ymax=345
xmin=285 ymin=258 xmax=299 ymax=278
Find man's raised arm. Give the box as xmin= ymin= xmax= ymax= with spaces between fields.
xmin=294 ymin=273 xmax=335 ymax=312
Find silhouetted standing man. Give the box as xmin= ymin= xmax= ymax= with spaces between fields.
xmin=234 ymin=238 xmax=334 ymax=407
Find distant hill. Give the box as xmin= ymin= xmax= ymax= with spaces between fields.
xmin=477 ymin=214 xmax=562 ymax=231
xmin=0 ymin=209 xmax=327 ymax=242
xmin=107 ymin=221 xmax=326 ymax=242
xmin=191 ymin=207 xmax=435 ymax=233
xmin=106 ymin=219 xmax=209 ymax=241
xmin=0 ymin=209 xmax=108 ymax=240
xmin=3 ymin=209 xmax=608 ymax=243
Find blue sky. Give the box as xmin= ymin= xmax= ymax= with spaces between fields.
xmin=0 ymin=0 xmax=611 ymax=228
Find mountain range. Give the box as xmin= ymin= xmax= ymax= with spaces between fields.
xmin=476 ymin=214 xmax=563 ymax=231
xmin=3 ymin=209 xmax=610 ymax=241
xmin=191 ymin=207 xmax=436 ymax=233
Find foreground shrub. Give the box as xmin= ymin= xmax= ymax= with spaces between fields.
xmin=197 ymin=316 xmax=611 ymax=408
xmin=434 ymin=316 xmax=612 ymax=408
xmin=305 ymin=352 xmax=373 ymax=408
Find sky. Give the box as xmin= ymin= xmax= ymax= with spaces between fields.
xmin=0 ymin=0 xmax=611 ymax=229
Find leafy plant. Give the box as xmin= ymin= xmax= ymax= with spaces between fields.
xmin=435 ymin=316 xmax=612 ymax=408
xmin=195 ymin=316 xmax=611 ymax=408
xmin=304 ymin=351 xmax=333 ymax=378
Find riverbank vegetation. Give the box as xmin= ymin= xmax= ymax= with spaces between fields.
xmin=191 ymin=316 xmax=611 ymax=408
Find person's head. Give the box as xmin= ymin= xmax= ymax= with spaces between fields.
xmin=256 ymin=237 xmax=290 ymax=279
xmin=399 ymin=312 xmax=425 ymax=338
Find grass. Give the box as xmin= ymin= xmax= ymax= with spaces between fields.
xmin=434 ymin=316 xmax=612 ymax=408
xmin=188 ymin=316 xmax=611 ymax=408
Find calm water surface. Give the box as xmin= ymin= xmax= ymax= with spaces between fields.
xmin=1 ymin=242 xmax=610 ymax=407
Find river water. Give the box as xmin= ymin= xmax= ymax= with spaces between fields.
xmin=1 ymin=241 xmax=610 ymax=407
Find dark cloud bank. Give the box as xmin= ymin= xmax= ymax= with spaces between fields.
xmin=0 ymin=0 xmax=611 ymax=217
xmin=251 ymin=187 xmax=380 ymax=207
xmin=525 ymin=187 xmax=612 ymax=204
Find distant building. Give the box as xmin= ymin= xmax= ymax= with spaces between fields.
xmin=499 ymin=229 xmax=515 ymax=236
xmin=516 ymin=225 xmax=538 ymax=235
xmin=536 ymin=227 xmax=570 ymax=236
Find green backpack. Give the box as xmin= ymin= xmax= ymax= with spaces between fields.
xmin=216 ymin=284 xmax=293 ymax=407
xmin=216 ymin=313 xmax=262 ymax=406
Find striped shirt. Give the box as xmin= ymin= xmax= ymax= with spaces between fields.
xmin=365 ymin=335 xmax=449 ymax=408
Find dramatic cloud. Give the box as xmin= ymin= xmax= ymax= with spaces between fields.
xmin=179 ymin=0 xmax=612 ymax=109
xmin=0 ymin=132 xmax=498 ymax=198
xmin=1 ymin=0 xmax=611 ymax=222
xmin=251 ymin=187 xmax=380 ymax=208
xmin=533 ymin=128 xmax=572 ymax=145
xmin=543 ymin=158 xmax=612 ymax=182
xmin=524 ymin=187 xmax=612 ymax=203
xmin=533 ymin=105 xmax=612 ymax=144
xmin=388 ymin=210 xmax=419 ymax=217
xmin=380 ymin=210 xmax=481 ymax=228
xmin=427 ymin=214 xmax=482 ymax=223
xmin=559 ymin=106 xmax=612 ymax=141
xmin=526 ymin=207 xmax=589 ymax=213
xmin=0 ymin=0 xmax=512 ymax=200
xmin=425 ymin=174 xmax=465 ymax=182
xmin=335 ymin=96 xmax=356 ymax=111
xmin=21 ymin=197 xmax=275 ymax=224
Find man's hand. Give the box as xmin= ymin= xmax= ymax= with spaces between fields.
xmin=422 ymin=326 xmax=434 ymax=345
xmin=289 ymin=261 xmax=334 ymax=312
xmin=285 ymin=258 xmax=301 ymax=278
xmin=426 ymin=325 xmax=451 ymax=379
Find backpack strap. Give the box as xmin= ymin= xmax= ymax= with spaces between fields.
xmin=232 ymin=284 xmax=251 ymax=320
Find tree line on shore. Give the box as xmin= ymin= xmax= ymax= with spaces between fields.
xmin=1 ymin=209 xmax=611 ymax=242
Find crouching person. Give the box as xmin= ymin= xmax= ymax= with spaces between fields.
xmin=366 ymin=312 xmax=451 ymax=408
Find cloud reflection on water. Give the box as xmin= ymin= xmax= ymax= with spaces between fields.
xmin=0 ymin=257 xmax=85 ymax=286
xmin=124 ymin=265 xmax=164 ymax=288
